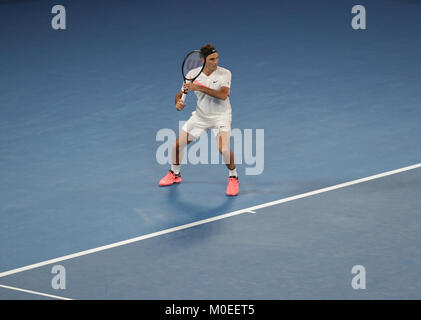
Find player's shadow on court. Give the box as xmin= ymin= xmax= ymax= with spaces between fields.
xmin=166 ymin=182 xmax=235 ymax=218
xmin=165 ymin=184 xmax=236 ymax=244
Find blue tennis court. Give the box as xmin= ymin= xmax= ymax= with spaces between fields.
xmin=1 ymin=0 xmax=420 ymax=300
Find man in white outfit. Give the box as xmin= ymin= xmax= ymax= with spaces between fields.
xmin=158 ymin=44 xmax=239 ymax=196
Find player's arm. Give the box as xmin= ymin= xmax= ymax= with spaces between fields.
xmin=175 ymin=90 xmax=186 ymax=111
xmin=184 ymin=83 xmax=230 ymax=100
xmin=197 ymin=85 xmax=230 ymax=100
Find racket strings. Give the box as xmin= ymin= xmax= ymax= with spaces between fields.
xmin=183 ymin=51 xmax=203 ymax=81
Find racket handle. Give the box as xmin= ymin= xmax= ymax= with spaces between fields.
xmin=181 ymin=92 xmax=187 ymax=102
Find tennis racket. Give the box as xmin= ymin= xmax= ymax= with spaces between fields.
xmin=180 ymin=50 xmax=206 ymax=102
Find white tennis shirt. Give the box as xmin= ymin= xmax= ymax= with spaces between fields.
xmin=183 ymin=66 xmax=232 ymax=118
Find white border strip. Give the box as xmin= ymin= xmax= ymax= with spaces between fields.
xmin=0 ymin=163 xmax=420 ymax=279
xmin=0 ymin=284 xmax=73 ymax=300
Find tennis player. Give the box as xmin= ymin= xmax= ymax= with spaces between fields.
xmin=159 ymin=44 xmax=239 ymax=196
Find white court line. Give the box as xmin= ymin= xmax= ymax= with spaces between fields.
xmin=0 ymin=284 xmax=73 ymax=300
xmin=0 ymin=163 xmax=420 ymax=279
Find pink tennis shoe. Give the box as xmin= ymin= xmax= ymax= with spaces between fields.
xmin=226 ymin=176 xmax=239 ymax=196
xmin=158 ymin=170 xmax=182 ymax=186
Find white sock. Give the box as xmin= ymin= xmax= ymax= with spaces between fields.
xmin=171 ymin=164 xmax=180 ymax=175
xmin=229 ymin=168 xmax=237 ymax=178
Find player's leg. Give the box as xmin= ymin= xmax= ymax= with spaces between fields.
xmin=172 ymin=129 xmax=194 ymax=169
xmin=159 ymin=130 xmax=193 ymax=186
xmin=217 ymin=131 xmax=236 ymax=171
xmin=216 ymin=130 xmax=239 ymax=196
xmin=159 ymin=112 xmax=204 ymax=187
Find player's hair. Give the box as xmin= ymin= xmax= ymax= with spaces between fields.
xmin=200 ymin=44 xmax=217 ymax=59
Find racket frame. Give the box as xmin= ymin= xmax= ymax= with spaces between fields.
xmin=180 ymin=50 xmax=206 ymax=102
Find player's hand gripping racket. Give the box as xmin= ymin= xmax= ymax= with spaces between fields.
xmin=180 ymin=50 xmax=205 ymax=102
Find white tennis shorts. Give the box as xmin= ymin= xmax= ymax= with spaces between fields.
xmin=182 ymin=111 xmax=232 ymax=139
